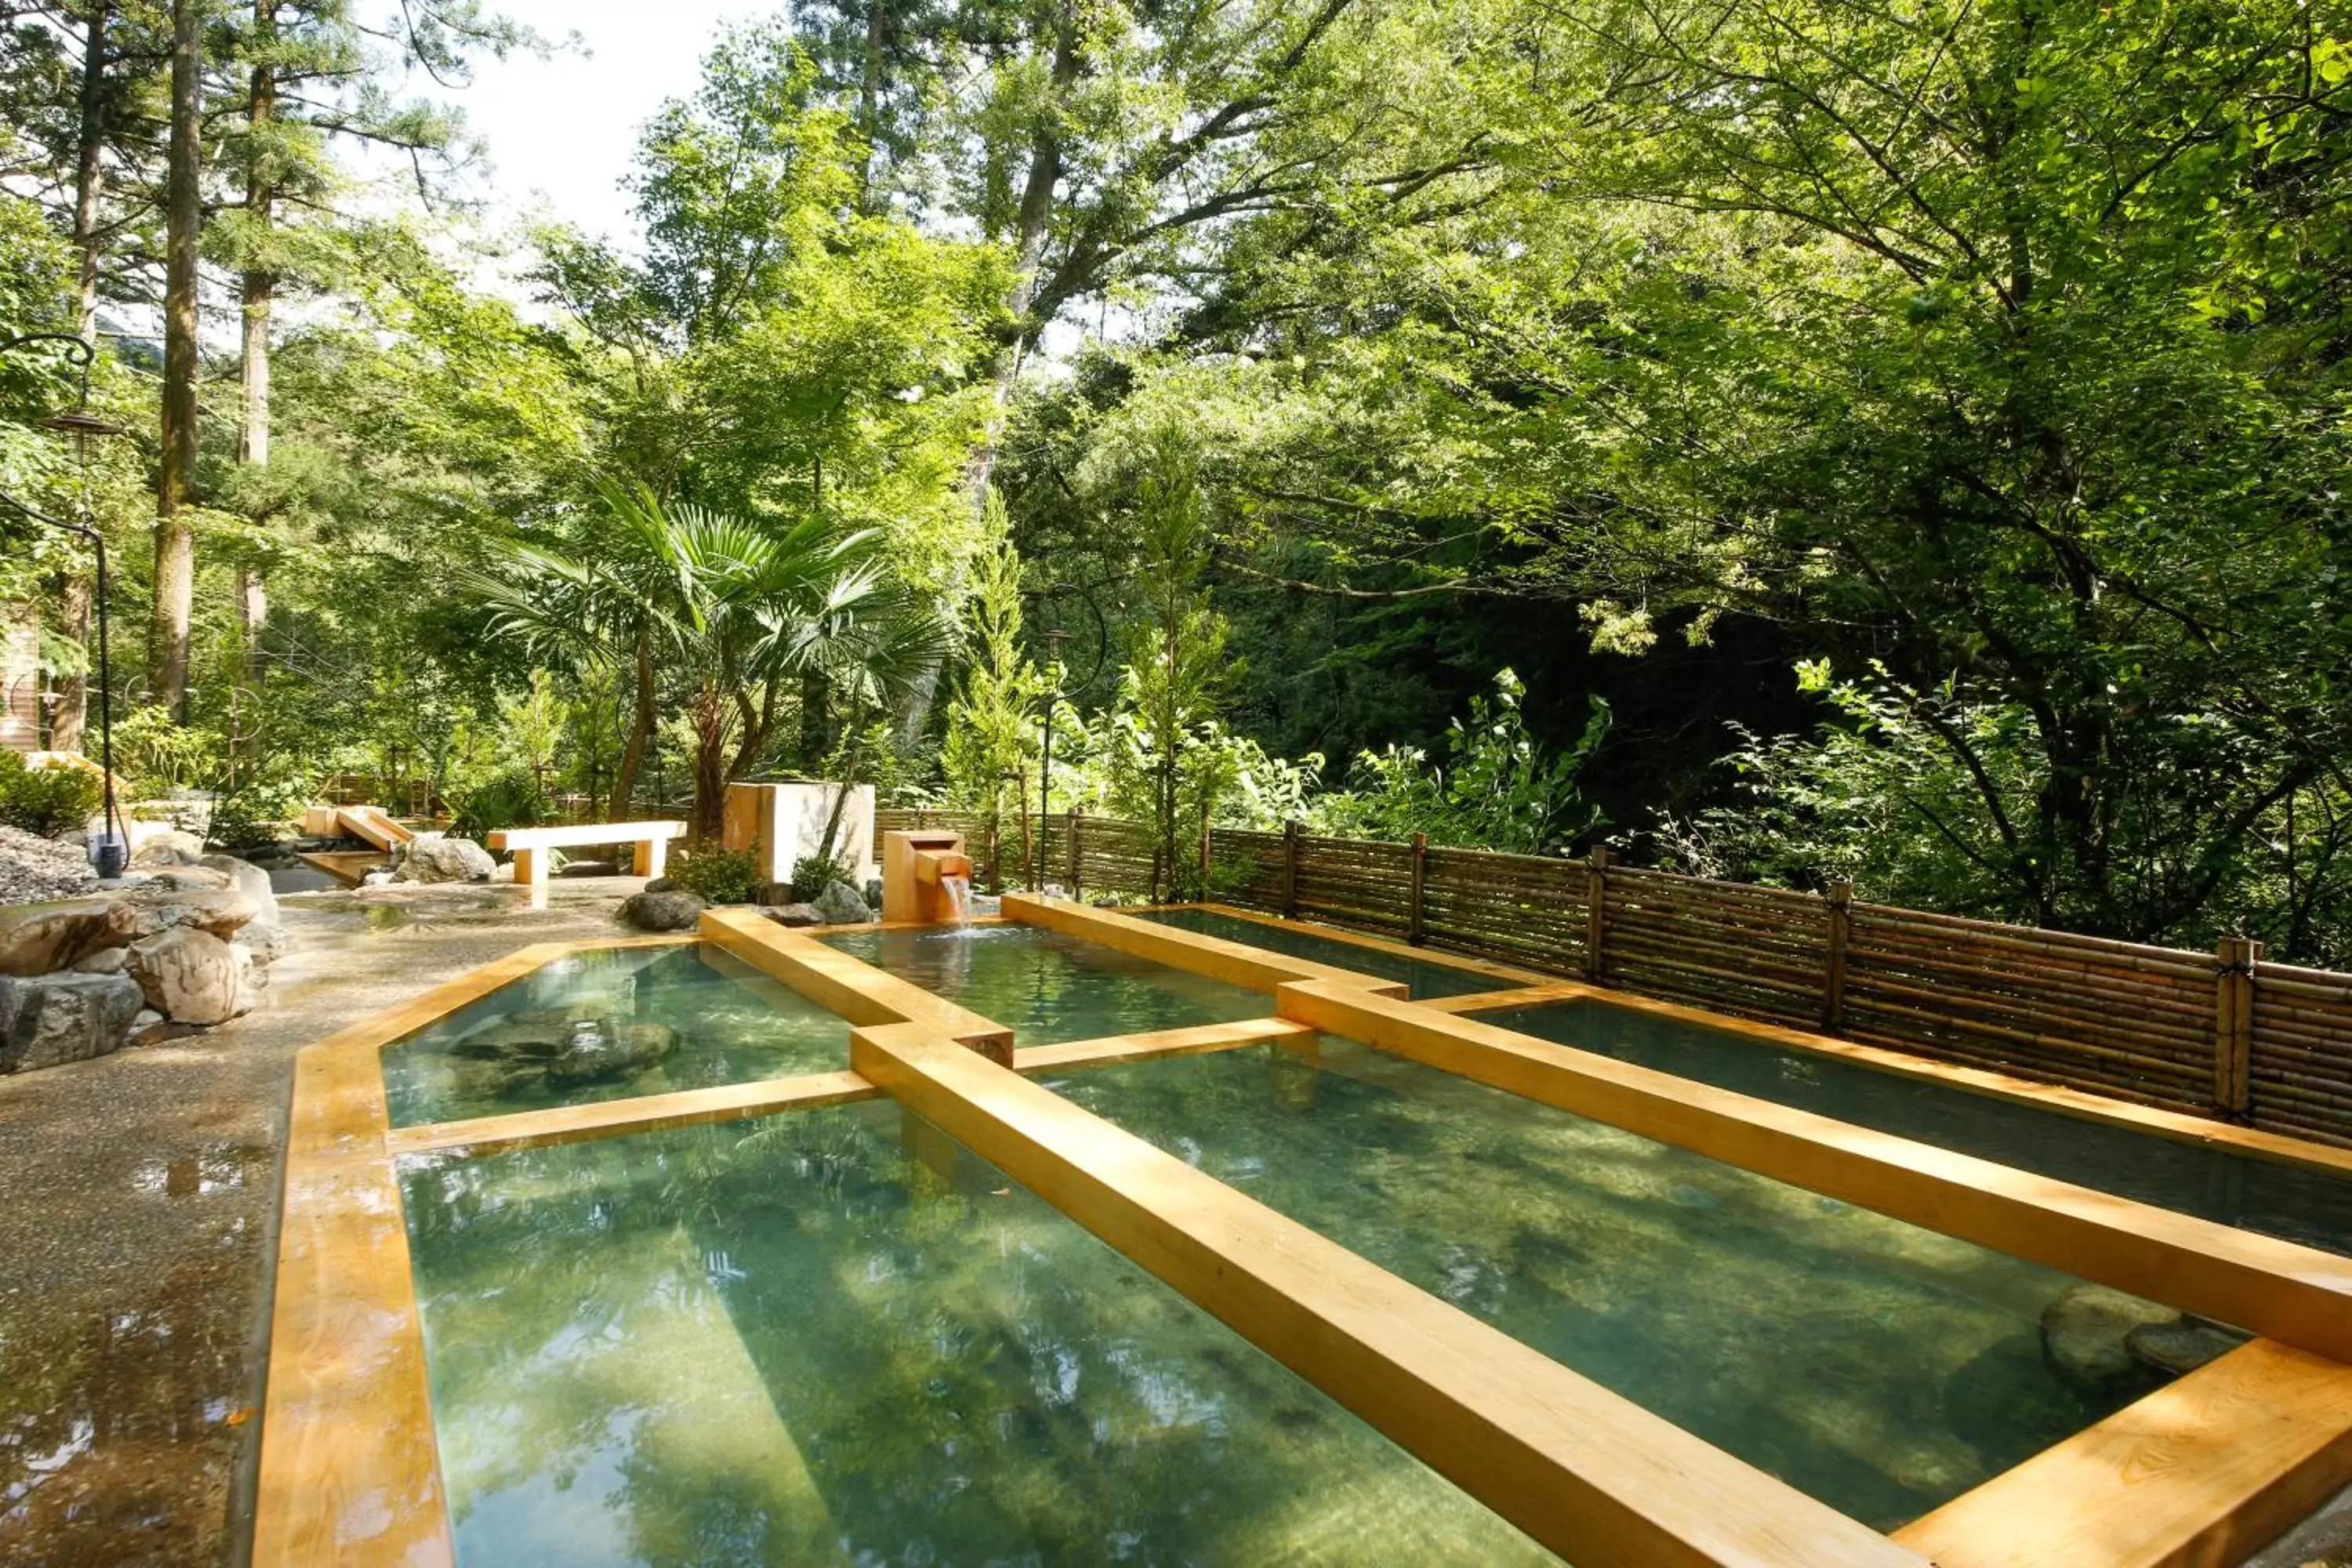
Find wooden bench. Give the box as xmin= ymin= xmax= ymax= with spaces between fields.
xmin=487 ymin=821 xmax=688 ymax=908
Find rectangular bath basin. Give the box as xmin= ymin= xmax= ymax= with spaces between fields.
xmin=382 ymin=944 xmax=849 ymax=1128
xmin=1480 ymin=999 xmax=2352 ymax=1257
xmin=397 ymin=1104 xmax=1559 ymax=1566
xmin=1137 ymin=907 xmax=1529 ymax=998
xmin=1045 ymin=1038 xmax=2212 ymax=1530
xmin=822 ymin=923 xmax=1268 ymax=1042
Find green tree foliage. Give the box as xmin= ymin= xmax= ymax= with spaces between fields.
xmin=1312 ymin=672 xmax=1608 ymax=856
xmin=942 ymin=490 xmax=1047 ymax=873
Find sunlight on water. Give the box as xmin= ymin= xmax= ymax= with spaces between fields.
xmin=824 ymin=924 xmax=1269 ymax=1043
xmin=398 ymin=1105 xmax=1561 ymax=1567
xmin=1050 ymin=1038 xmax=2202 ymax=1530
xmin=1134 ymin=909 xmax=1526 ymax=999
xmin=1490 ymin=999 xmax=2352 ymax=1258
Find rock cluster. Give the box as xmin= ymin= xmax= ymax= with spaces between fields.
xmin=0 ymin=844 xmax=289 ymax=1073
xmin=0 ymin=822 xmax=100 ymax=905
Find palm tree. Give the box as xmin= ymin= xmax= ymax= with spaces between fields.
xmin=465 ymin=477 xmax=946 ymax=845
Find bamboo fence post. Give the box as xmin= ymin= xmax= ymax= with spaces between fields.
xmin=2214 ymin=934 xmax=2262 ymax=1118
xmin=1068 ymin=808 xmax=1085 ymax=901
xmin=1584 ymin=846 xmax=1611 ymax=982
xmin=1408 ymin=833 xmax=1428 ymax=946
xmin=1822 ymin=880 xmax=1853 ymax=1031
xmin=1283 ymin=821 xmax=1302 ymax=918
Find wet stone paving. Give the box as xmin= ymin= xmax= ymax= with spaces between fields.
xmin=0 ymin=877 xmax=629 ymax=1567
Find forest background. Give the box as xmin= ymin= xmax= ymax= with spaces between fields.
xmin=0 ymin=0 xmax=2347 ymax=960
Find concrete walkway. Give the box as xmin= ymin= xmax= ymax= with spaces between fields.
xmin=0 ymin=875 xmax=643 ymax=1567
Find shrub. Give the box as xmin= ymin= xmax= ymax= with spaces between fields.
xmin=666 ymin=845 xmax=756 ymax=905
xmin=448 ymin=769 xmax=554 ymax=840
xmin=0 ymin=751 xmax=105 ymax=837
xmin=207 ymin=766 xmax=318 ymax=853
xmin=787 ymin=851 xmax=851 ymax=902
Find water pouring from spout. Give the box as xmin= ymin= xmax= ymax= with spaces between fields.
xmin=942 ymin=873 xmax=971 ymax=928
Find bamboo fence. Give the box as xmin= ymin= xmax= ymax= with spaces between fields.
xmin=876 ymin=809 xmax=2352 ymax=1149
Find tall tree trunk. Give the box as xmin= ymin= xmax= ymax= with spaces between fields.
xmin=800 ymin=666 xmax=830 ymax=768
xmin=56 ymin=0 xmax=112 ymax=752
xmin=611 ymin=623 xmax=655 ymax=815
xmin=71 ymin=1 xmax=110 ymax=337
xmin=893 ymin=10 xmax=1079 ymax=750
xmin=149 ymin=0 xmax=202 ymax=719
xmin=234 ymin=5 xmax=276 ymax=752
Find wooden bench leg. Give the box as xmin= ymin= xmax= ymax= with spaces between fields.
xmin=634 ymin=838 xmax=667 ymax=880
xmin=514 ymin=847 xmax=549 ymax=910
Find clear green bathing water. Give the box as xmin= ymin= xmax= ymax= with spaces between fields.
xmin=1046 ymin=1040 xmax=2193 ymax=1531
xmin=382 ymin=945 xmax=849 ymax=1128
xmin=823 ymin=924 xmax=1270 ymax=1041
xmin=398 ymin=1105 xmax=1558 ymax=1566
xmin=1483 ymin=998 xmax=2352 ymax=1258
xmin=1134 ymin=908 xmax=1526 ymax=999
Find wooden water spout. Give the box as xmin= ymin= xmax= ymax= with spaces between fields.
xmin=882 ymin=829 xmax=974 ymax=925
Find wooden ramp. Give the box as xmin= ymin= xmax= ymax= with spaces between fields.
xmin=335 ymin=805 xmax=415 ymax=851
xmin=295 ymin=850 xmax=388 ymax=887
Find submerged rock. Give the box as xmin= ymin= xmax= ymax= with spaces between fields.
xmin=546 ymin=1018 xmax=677 ymax=1085
xmin=621 ymin=889 xmax=705 ymax=931
xmin=2125 ymin=1317 xmax=2249 ymax=1376
xmin=2041 ymin=1283 xmax=2180 ymax=1390
xmin=0 ymin=971 xmax=143 ymax=1073
xmin=450 ymin=1010 xmax=572 ymax=1060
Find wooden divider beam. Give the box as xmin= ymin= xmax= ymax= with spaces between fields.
xmin=385 ymin=1070 xmax=884 ymax=1158
xmin=1167 ymin=902 xmax=1557 ymax=987
xmin=387 ymin=1018 xmax=1318 ymax=1159
xmin=699 ymin=906 xmax=1015 ymax=1061
xmin=848 ymin=1021 xmax=1922 ymax=1568
xmin=1003 ymin=892 xmax=1408 ymax=998
xmin=1278 ymin=979 xmax=2352 ymax=1365
xmin=253 ymin=1040 xmax=452 ymax=1568
xmin=1893 ymin=1338 xmax=2352 ymax=1568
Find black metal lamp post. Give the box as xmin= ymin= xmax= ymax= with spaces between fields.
xmin=1037 ymin=627 xmax=1072 ymax=890
xmin=0 ymin=332 xmax=127 ymax=876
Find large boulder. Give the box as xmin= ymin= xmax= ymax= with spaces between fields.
xmin=238 ymin=920 xmax=289 ymax=967
xmin=118 ymin=884 xmax=262 ymax=942
xmin=0 ymin=971 xmax=143 ymax=1073
xmin=814 ymin=881 xmax=873 ymax=925
xmin=0 ymin=896 xmax=138 ymax=977
xmin=130 ymin=828 xmax=205 ymax=868
xmin=146 ymin=865 xmax=233 ymax=892
xmin=199 ymin=854 xmax=279 ymax=915
xmin=620 ymin=888 xmax=706 ymax=932
xmin=764 ymin=902 xmax=827 ymax=928
xmin=126 ymin=927 xmax=254 ymax=1025
xmin=395 ymin=833 xmax=495 ymax=884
